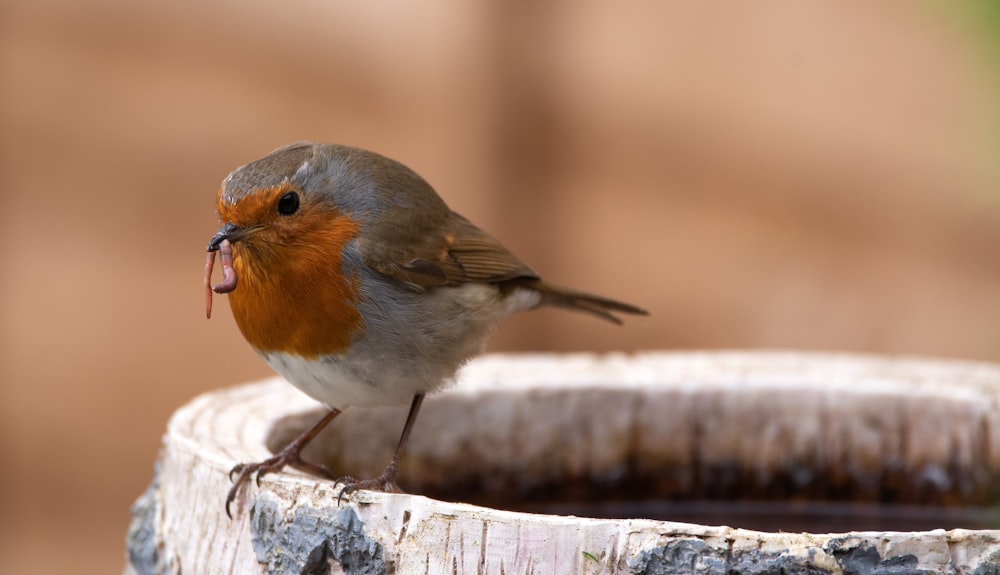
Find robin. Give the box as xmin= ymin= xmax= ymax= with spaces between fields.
xmin=205 ymin=142 xmax=648 ymax=517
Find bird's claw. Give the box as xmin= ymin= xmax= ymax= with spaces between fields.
xmin=334 ymin=470 xmax=403 ymax=505
xmin=224 ymin=450 xmax=334 ymax=519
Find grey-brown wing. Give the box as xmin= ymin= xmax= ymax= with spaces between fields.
xmin=362 ymin=211 xmax=537 ymax=288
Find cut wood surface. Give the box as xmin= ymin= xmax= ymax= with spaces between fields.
xmin=126 ymin=351 xmax=1000 ymax=574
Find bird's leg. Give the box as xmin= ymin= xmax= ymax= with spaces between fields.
xmin=226 ymin=408 xmax=341 ymax=518
xmin=336 ymin=393 xmax=425 ymax=503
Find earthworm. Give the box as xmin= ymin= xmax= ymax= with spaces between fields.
xmin=204 ymin=250 xmax=216 ymax=319
xmin=204 ymin=239 xmax=237 ymax=319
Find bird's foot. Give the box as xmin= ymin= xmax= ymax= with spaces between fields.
xmin=334 ymin=464 xmax=404 ymax=504
xmin=226 ymin=445 xmax=334 ymax=518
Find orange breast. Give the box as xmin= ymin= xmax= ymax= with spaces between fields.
xmin=227 ymin=214 xmax=363 ymax=358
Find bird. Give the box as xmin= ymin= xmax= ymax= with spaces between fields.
xmin=204 ymin=142 xmax=648 ymax=517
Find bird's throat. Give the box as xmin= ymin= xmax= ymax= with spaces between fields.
xmin=227 ymin=217 xmax=363 ymax=358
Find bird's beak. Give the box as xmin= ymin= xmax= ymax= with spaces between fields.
xmin=207 ymin=222 xmax=242 ymax=252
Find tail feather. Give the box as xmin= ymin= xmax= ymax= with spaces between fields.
xmin=527 ymin=281 xmax=649 ymax=325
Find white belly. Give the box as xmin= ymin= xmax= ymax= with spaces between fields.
xmin=262 ymin=351 xmax=420 ymax=408
xmin=262 ymin=284 xmax=541 ymax=410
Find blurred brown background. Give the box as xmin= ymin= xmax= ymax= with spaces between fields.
xmin=2 ymin=1 xmax=1000 ymax=572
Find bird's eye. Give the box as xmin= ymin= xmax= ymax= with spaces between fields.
xmin=277 ymin=191 xmax=300 ymax=215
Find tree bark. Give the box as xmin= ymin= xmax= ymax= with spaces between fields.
xmin=126 ymin=351 xmax=1000 ymax=574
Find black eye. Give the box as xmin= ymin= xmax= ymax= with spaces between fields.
xmin=277 ymin=191 xmax=299 ymax=215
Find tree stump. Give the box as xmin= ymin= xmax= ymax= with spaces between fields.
xmin=126 ymin=352 xmax=1000 ymax=574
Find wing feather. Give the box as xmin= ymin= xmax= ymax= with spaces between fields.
xmin=362 ymin=211 xmax=537 ymax=288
